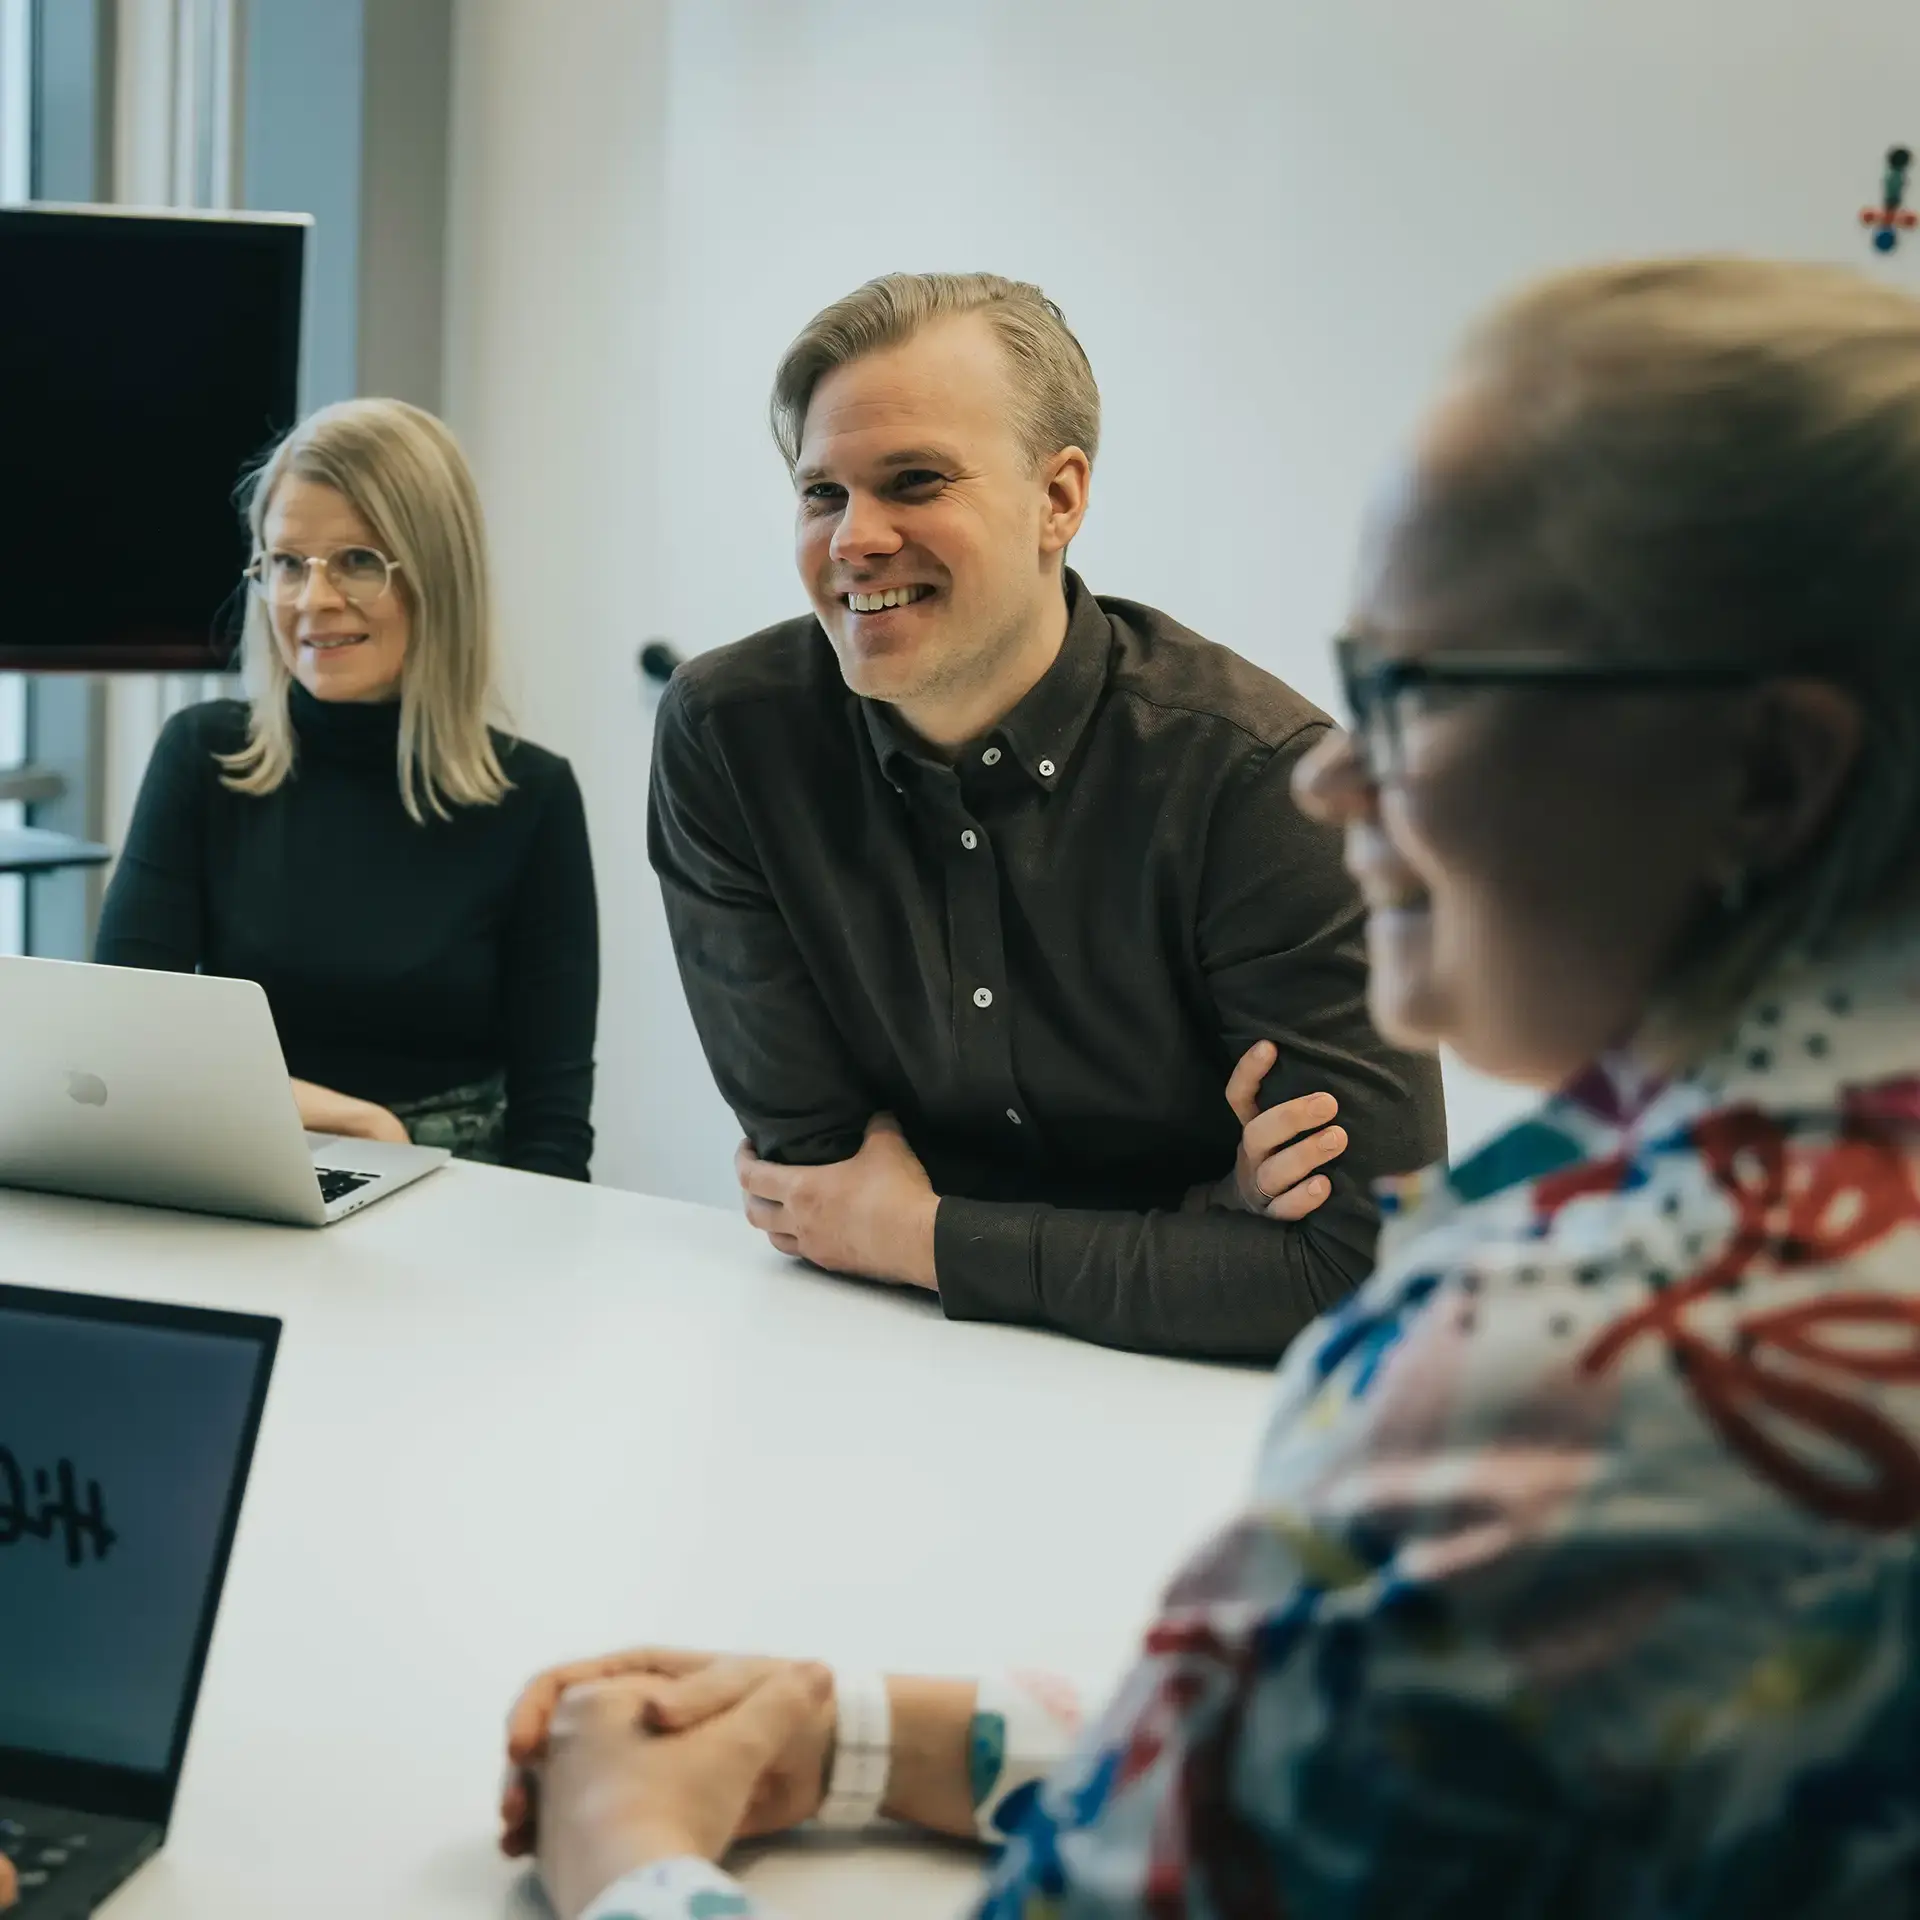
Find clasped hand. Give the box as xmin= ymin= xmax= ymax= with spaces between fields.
xmin=1218 ymin=1039 xmax=1349 ymax=1218
xmin=730 ymin=1044 xmax=1347 ymax=1283
xmin=734 ymin=1113 xmax=939 ymax=1289
xmin=500 ymin=1648 xmax=835 ymax=1920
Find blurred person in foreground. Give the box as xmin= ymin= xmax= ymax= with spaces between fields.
xmin=509 ymin=256 xmax=1920 ymax=1917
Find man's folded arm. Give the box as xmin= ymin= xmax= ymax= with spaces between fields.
xmin=1200 ymin=725 xmax=1448 ymax=1218
xmin=935 ymin=1196 xmax=1373 ymax=1359
xmin=933 ymin=727 xmax=1448 ymax=1361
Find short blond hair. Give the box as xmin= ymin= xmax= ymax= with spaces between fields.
xmin=1449 ymin=257 xmax=1920 ymax=1034
xmin=223 ymin=398 xmax=509 ymax=823
xmin=770 ymin=272 xmax=1100 ymax=472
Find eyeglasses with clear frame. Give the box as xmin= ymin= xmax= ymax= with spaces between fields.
xmin=1333 ymin=633 xmax=1770 ymax=781
xmin=244 ymin=546 xmax=403 ymax=609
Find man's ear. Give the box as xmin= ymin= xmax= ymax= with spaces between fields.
xmin=1039 ymin=447 xmax=1092 ymax=557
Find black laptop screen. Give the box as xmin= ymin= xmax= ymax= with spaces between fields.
xmin=0 ymin=1300 xmax=272 ymax=1776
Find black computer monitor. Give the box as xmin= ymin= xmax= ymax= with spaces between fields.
xmin=0 ymin=204 xmax=306 ymax=672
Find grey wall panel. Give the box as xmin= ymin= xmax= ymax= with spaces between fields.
xmin=239 ymin=0 xmax=365 ymax=408
xmin=357 ymin=0 xmax=450 ymax=411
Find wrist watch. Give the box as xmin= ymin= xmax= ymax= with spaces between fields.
xmin=814 ymin=1671 xmax=892 ymax=1831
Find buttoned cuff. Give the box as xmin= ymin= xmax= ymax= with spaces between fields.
xmin=933 ymin=1196 xmax=1044 ymax=1326
xmin=971 ymin=1671 xmax=1085 ymax=1844
xmin=580 ymin=1857 xmax=769 ymax=1919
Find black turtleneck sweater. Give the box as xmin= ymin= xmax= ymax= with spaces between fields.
xmin=94 ymin=687 xmax=598 ymax=1181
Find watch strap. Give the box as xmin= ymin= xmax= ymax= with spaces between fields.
xmin=815 ymin=1670 xmax=891 ymax=1831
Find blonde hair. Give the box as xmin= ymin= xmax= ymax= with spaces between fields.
xmin=222 ymin=397 xmax=509 ymax=823
xmin=1449 ymin=257 xmax=1920 ymax=1039
xmin=770 ymin=272 xmax=1101 ymax=473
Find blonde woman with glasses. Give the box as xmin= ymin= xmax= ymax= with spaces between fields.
xmin=96 ymin=398 xmax=599 ymax=1182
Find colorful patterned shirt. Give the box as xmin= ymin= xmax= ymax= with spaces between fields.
xmin=590 ymin=917 xmax=1920 ymax=1918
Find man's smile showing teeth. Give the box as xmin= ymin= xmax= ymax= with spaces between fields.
xmin=844 ymin=586 xmax=934 ymax=612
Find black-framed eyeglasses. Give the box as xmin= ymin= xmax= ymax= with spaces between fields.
xmin=244 ymin=546 xmax=402 ymax=610
xmin=1334 ymin=633 xmax=1769 ymax=779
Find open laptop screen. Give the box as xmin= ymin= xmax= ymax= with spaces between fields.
xmin=0 ymin=1286 xmax=278 ymax=1802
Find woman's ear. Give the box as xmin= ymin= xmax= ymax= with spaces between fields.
xmin=1721 ymin=678 xmax=1865 ymax=881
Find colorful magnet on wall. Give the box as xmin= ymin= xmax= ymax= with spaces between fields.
xmin=1861 ymin=145 xmax=1917 ymax=254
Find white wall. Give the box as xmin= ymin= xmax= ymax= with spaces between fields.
xmin=446 ymin=0 xmax=1920 ymax=1207
xmin=444 ymin=0 xmax=680 ymax=1193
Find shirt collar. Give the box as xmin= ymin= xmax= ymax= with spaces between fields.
xmin=859 ymin=570 xmax=1112 ymax=794
xmin=1371 ymin=905 xmax=1920 ymax=1264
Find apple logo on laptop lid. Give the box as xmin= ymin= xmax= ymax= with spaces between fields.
xmin=66 ymin=1071 xmax=108 ymax=1108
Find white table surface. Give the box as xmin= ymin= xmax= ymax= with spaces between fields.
xmin=0 ymin=1163 xmax=1275 ymax=1919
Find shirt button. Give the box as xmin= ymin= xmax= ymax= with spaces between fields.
xmin=972 ymin=987 xmax=994 ymax=1009
xmin=1038 ymin=758 xmax=1056 ymax=778
xmin=1006 ymin=1108 xmax=1022 ymax=1125
xmin=960 ymin=829 xmax=978 ymax=850
xmin=981 ymin=746 xmax=1002 ymax=766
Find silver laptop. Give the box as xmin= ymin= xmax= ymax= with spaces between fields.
xmin=0 ymin=955 xmax=449 ymax=1226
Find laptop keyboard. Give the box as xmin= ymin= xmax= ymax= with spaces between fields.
xmin=0 ymin=1813 xmax=88 ymax=1902
xmin=316 ymin=1167 xmax=377 ymax=1205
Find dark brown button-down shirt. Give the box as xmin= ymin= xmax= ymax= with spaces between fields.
xmin=649 ymin=573 xmax=1446 ymax=1360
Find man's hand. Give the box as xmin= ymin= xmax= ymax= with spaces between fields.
xmin=502 ymin=1647 xmax=831 ymax=1858
xmin=0 ymin=1854 xmax=15 ymax=1909
xmin=735 ymin=1113 xmax=939 ymax=1290
xmin=533 ymin=1664 xmax=832 ymax=1920
xmin=1223 ymin=1040 xmax=1347 ymax=1220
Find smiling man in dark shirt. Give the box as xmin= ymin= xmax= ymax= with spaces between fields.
xmin=649 ymin=272 xmax=1445 ymax=1360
